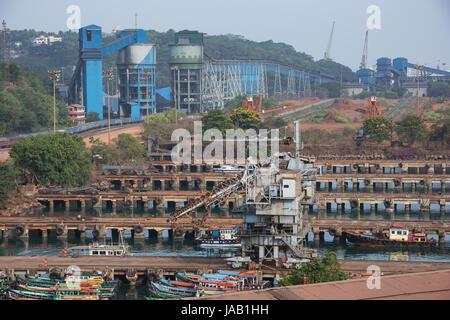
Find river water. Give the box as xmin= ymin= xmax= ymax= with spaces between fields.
xmin=4 ymin=206 xmax=449 ymax=299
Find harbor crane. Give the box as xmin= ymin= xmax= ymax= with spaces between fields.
xmin=323 ymin=21 xmax=335 ymax=60
xmin=360 ymin=30 xmax=369 ymax=69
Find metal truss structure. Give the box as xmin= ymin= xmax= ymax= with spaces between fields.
xmin=201 ymin=57 xmax=328 ymax=110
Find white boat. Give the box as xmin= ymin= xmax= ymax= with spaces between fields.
xmin=67 ymin=231 xmax=129 ymax=256
xmin=213 ymin=165 xmax=244 ymax=173
xmin=196 ymin=226 xmax=241 ymax=248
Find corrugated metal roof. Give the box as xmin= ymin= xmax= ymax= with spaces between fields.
xmin=185 ymin=269 xmax=450 ymax=300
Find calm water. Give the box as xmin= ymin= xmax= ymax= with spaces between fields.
xmin=4 ymin=206 xmax=450 ymax=299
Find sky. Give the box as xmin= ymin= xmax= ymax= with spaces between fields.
xmin=1 ymin=0 xmax=449 ymax=71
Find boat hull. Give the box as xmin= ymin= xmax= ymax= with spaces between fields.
xmin=343 ymin=232 xmax=436 ymax=248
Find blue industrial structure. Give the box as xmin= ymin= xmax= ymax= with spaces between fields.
xmin=68 ymin=25 xmax=155 ymax=119
xmin=357 ymin=56 xmax=450 ymax=92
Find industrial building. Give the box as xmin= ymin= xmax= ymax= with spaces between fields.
xmin=68 ymin=25 xmax=155 ymax=119
xmin=169 ymin=30 xmax=204 ymax=114
xmin=356 ymin=56 xmax=450 ymax=92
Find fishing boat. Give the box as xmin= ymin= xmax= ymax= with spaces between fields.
xmin=343 ymin=225 xmax=437 ymax=247
xmin=150 ymin=280 xmax=197 ymax=297
xmin=15 ymin=274 xmax=62 ymax=287
xmin=67 ymin=231 xmax=129 ymax=256
xmin=7 ymin=289 xmax=53 ymax=300
xmin=217 ymin=270 xmax=270 ymax=289
xmin=196 ymin=226 xmax=241 ymax=248
xmin=195 ymin=278 xmax=245 ymax=295
xmin=175 ymin=272 xmax=202 ymax=284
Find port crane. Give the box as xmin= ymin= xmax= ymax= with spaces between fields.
xmin=167 ymin=161 xmax=259 ymax=229
xmin=360 ymin=30 xmax=369 ymax=69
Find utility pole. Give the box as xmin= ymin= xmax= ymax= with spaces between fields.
xmin=104 ymin=68 xmax=114 ymax=145
xmin=145 ymin=68 xmax=149 ymax=118
xmin=415 ymin=64 xmax=423 ymax=112
xmin=48 ymin=69 xmax=61 ymax=134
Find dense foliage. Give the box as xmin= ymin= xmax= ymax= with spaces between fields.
xmin=201 ymin=109 xmax=234 ymax=134
xmin=0 ymin=62 xmax=70 ymax=136
xmin=395 ymin=115 xmax=428 ymax=145
xmin=278 ymin=252 xmax=349 ymax=286
xmin=0 ymin=161 xmax=19 ymax=206
xmin=229 ymin=108 xmax=260 ymax=130
xmin=201 ymin=108 xmax=261 ymax=134
xmin=90 ymin=133 xmax=147 ymax=166
xmin=355 ymin=87 xmax=407 ymax=100
xmin=427 ymin=82 xmax=450 ymax=98
xmin=9 ymin=133 xmax=93 ymax=187
xmin=361 ymin=116 xmax=393 ymax=143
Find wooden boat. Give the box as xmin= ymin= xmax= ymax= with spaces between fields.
xmin=16 ymin=274 xmax=62 ymax=287
xmin=195 ymin=278 xmax=246 ymax=295
xmin=150 ymin=281 xmax=197 ymax=297
xmin=343 ymin=226 xmax=437 ymax=248
xmin=175 ymin=272 xmax=202 ymax=284
xmin=8 ymin=289 xmax=53 ymax=300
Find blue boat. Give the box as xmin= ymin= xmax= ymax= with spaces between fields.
xmin=150 ymin=280 xmax=197 ymax=297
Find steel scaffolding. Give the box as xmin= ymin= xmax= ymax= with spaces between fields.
xmin=201 ymin=58 xmax=324 ymax=110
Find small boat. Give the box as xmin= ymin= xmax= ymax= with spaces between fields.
xmin=343 ymin=225 xmax=437 ymax=248
xmin=150 ymin=280 xmax=197 ymax=297
xmin=175 ymin=272 xmax=202 ymax=284
xmin=8 ymin=289 xmax=53 ymax=300
xmin=195 ymin=278 xmax=245 ymax=295
xmin=67 ymin=231 xmax=129 ymax=256
xmin=196 ymin=226 xmax=241 ymax=248
xmin=213 ymin=165 xmax=244 ymax=173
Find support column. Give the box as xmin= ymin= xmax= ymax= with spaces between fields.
xmin=438 ymin=231 xmax=445 ymax=246
xmin=405 ymin=203 xmax=411 ymax=213
xmin=49 ymin=200 xmax=54 ymax=213
xmin=333 ymin=228 xmax=342 ymax=243
xmin=41 ymin=229 xmax=48 ymax=241
xmin=173 ymin=177 xmax=180 ymax=191
xmin=65 ymin=201 xmax=70 ymax=213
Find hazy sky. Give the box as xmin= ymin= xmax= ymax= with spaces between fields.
xmin=2 ymin=0 xmax=449 ymax=71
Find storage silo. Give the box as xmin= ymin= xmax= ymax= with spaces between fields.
xmin=117 ymin=43 xmax=156 ymax=118
xmin=168 ymin=30 xmax=204 ymax=114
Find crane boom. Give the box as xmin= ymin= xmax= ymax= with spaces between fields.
xmin=167 ymin=167 xmax=257 ymax=227
xmin=360 ymin=30 xmax=368 ymax=69
xmin=324 ymin=21 xmax=335 ymax=60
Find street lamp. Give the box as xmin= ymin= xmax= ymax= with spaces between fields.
xmin=103 ymin=68 xmax=114 ymax=145
xmin=414 ymin=64 xmax=423 ymax=112
xmin=48 ymin=69 xmax=61 ymax=134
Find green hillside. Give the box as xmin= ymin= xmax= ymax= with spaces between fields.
xmin=5 ymin=29 xmax=355 ymax=91
xmin=0 ymin=62 xmax=70 ymax=136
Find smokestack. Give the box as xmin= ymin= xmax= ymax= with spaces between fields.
xmin=294 ymin=120 xmax=301 ymax=159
